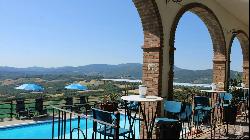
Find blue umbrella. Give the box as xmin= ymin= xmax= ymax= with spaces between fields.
xmin=16 ymin=84 xmax=44 ymax=92
xmin=65 ymin=84 xmax=87 ymax=91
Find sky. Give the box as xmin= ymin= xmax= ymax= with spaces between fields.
xmin=0 ymin=0 xmax=243 ymax=71
xmin=175 ymin=12 xmax=243 ymax=71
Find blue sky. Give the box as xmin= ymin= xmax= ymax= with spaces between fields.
xmin=0 ymin=0 xmax=242 ymax=71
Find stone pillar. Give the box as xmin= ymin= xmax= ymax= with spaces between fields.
xmin=140 ymin=44 xmax=163 ymax=139
xmin=132 ymin=0 xmax=164 ymax=138
xmin=143 ymin=47 xmax=162 ymax=97
xmin=243 ymin=61 xmax=249 ymax=87
xmin=213 ymin=58 xmax=227 ymax=90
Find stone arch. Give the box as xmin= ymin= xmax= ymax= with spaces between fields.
xmin=228 ymin=30 xmax=249 ymax=87
xmin=168 ymin=2 xmax=227 ymax=96
xmin=132 ymin=0 xmax=164 ymax=138
xmin=132 ymin=0 xmax=164 ymax=96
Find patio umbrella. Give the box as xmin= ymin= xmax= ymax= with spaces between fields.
xmin=16 ymin=84 xmax=44 ymax=92
xmin=64 ymin=83 xmax=87 ymax=91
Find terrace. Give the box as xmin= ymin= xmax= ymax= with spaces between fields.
xmin=0 ymin=84 xmax=249 ymax=139
xmin=0 ymin=0 xmax=249 ymax=139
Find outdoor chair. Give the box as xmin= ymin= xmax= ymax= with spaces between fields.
xmin=155 ymin=100 xmax=183 ymax=139
xmin=180 ymin=103 xmax=192 ymax=122
xmin=92 ymin=108 xmax=133 ymax=139
xmin=193 ymin=96 xmax=212 ymax=125
xmin=156 ymin=100 xmax=182 ymax=123
xmin=34 ymin=98 xmax=48 ymax=117
xmin=74 ymin=96 xmax=91 ymax=113
xmin=219 ymin=93 xmax=233 ymax=107
xmin=233 ymin=89 xmax=248 ymax=122
xmin=15 ymin=99 xmax=33 ymax=119
xmin=180 ymin=103 xmax=193 ymax=138
xmin=127 ymin=101 xmax=139 ymax=112
xmin=62 ymin=97 xmax=78 ymax=112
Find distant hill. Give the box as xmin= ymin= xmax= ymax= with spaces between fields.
xmin=0 ymin=63 xmax=142 ymax=80
xmin=174 ymin=66 xmax=242 ymax=84
xmin=0 ymin=64 xmax=242 ymax=84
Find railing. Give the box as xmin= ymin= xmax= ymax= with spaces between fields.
xmin=0 ymin=92 xmax=248 ymax=139
xmin=0 ymin=100 xmax=14 ymax=120
xmin=0 ymin=97 xmax=93 ymax=120
xmin=51 ymin=106 xmax=120 ymax=139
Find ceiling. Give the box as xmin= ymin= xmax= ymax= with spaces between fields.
xmin=215 ymin=0 xmax=249 ymax=26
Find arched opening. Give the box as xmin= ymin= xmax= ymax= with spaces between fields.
xmin=168 ymin=3 xmax=226 ymax=99
xmin=229 ymin=38 xmax=243 ymax=81
xmin=228 ymin=31 xmax=249 ymax=87
xmin=174 ymin=11 xmax=213 ymax=79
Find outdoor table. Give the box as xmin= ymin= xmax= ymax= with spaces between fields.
xmin=121 ymin=95 xmax=163 ymax=139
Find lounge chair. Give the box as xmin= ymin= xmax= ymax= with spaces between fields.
xmin=15 ymin=99 xmax=33 ymax=119
xmin=34 ymin=98 xmax=48 ymax=117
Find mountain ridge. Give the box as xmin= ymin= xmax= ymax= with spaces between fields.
xmin=0 ymin=63 xmax=242 ymax=83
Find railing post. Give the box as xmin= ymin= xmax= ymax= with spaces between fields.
xmin=58 ymin=110 xmax=60 ymax=139
xmin=78 ymin=116 xmax=80 ymax=139
xmin=10 ymin=100 xmax=13 ymax=119
xmin=52 ymin=108 xmax=54 ymax=139
xmin=114 ymin=111 xmax=120 ymax=139
xmin=70 ymin=113 xmax=72 ymax=139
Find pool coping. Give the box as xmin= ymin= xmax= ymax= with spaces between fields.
xmin=0 ymin=113 xmax=128 ymax=129
xmin=0 ymin=115 xmax=90 ymax=129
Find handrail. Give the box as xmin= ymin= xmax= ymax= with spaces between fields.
xmin=50 ymin=105 xmax=117 ymax=127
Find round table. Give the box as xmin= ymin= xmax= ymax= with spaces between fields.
xmin=121 ymin=95 xmax=163 ymax=139
xmin=121 ymin=95 xmax=163 ymax=102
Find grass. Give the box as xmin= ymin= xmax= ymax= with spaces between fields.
xmin=0 ymin=95 xmax=101 ymax=120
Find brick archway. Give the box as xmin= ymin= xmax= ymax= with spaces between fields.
xmin=168 ymin=3 xmax=227 ymax=96
xmin=132 ymin=0 xmax=164 ymax=138
xmin=228 ymin=30 xmax=249 ymax=87
xmin=132 ymin=0 xmax=164 ymax=97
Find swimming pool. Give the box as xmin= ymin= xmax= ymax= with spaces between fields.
xmin=0 ymin=115 xmax=140 ymax=139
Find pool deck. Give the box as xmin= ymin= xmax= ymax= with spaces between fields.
xmin=0 ymin=116 xmax=57 ymax=128
xmin=0 ymin=114 xmax=78 ymax=128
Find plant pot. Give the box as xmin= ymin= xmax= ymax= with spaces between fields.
xmin=155 ymin=121 xmax=182 ymax=139
xmin=223 ymin=105 xmax=237 ymax=125
xmin=100 ymin=102 xmax=118 ymax=112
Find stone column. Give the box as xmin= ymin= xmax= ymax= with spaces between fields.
xmin=213 ymin=58 xmax=227 ymax=90
xmin=243 ymin=61 xmax=249 ymax=87
xmin=140 ymin=43 xmax=163 ymax=139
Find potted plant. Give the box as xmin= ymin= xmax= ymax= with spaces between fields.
xmin=98 ymin=83 xmax=122 ymax=112
xmin=99 ymin=93 xmax=120 ymax=112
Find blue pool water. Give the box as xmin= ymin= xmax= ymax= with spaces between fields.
xmin=0 ymin=115 xmax=140 ymax=139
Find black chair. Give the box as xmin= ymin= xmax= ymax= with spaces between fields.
xmin=35 ymin=98 xmax=48 ymax=117
xmin=75 ymin=96 xmax=91 ymax=113
xmin=16 ymin=99 xmax=33 ymax=119
xmin=155 ymin=100 xmax=183 ymax=139
xmin=193 ymin=96 xmax=212 ymax=125
xmin=64 ymin=97 xmax=85 ymax=113
xmin=92 ymin=108 xmax=133 ymax=139
xmin=65 ymin=97 xmax=73 ymax=106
